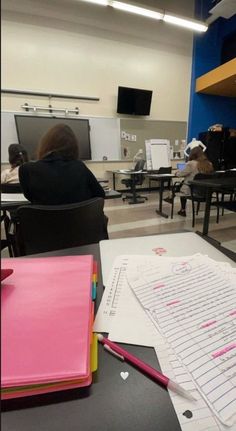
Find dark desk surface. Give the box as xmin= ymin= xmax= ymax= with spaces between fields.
xmin=2 ymin=243 xmax=180 ymax=431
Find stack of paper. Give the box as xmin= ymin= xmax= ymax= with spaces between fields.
xmin=94 ymin=253 xmax=236 ymax=430
xmin=1 ymin=255 xmax=97 ymax=399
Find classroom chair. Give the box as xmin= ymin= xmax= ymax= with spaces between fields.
xmin=121 ymin=159 xmax=148 ymax=204
xmin=1 ymin=183 xmax=23 ymax=256
xmin=170 ymin=173 xmax=220 ymax=227
xmin=13 ymin=198 xmax=109 ymax=256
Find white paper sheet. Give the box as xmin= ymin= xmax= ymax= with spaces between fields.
xmin=128 ymin=255 xmax=236 ymax=426
xmin=93 ymin=255 xmax=128 ymax=332
xmin=154 ymin=332 xmax=236 ymax=431
xmin=107 ymin=256 xmax=158 ymax=346
xmin=93 ymin=254 xmax=198 ymax=335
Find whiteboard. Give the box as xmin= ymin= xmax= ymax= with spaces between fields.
xmin=1 ymin=112 xmax=19 ymax=163
xmin=1 ymin=111 xmax=121 ymax=162
xmin=89 ymin=117 xmax=120 ymax=160
xmin=145 ymin=139 xmax=170 ymax=170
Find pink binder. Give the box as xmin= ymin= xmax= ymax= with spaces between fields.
xmin=1 ymin=255 xmax=94 ymax=398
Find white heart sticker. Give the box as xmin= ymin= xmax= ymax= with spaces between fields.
xmin=120 ymin=371 xmax=129 ymax=380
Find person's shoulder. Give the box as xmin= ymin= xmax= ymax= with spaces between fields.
xmin=19 ymin=160 xmax=39 ymax=173
xmin=69 ymin=159 xmax=86 ymax=169
xmin=188 ymin=160 xmax=198 ymax=167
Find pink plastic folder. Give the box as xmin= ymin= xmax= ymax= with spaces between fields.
xmin=1 ymin=255 xmax=94 ymax=398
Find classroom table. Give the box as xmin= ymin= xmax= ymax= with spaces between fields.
xmin=146 ymin=173 xmax=176 ymax=218
xmin=2 ymin=232 xmax=235 ymax=431
xmin=189 ymin=176 xmax=236 ymax=235
xmin=1 ymin=189 xmax=121 ymax=211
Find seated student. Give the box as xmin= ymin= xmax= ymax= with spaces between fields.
xmin=1 ymin=144 xmax=28 ymax=184
xmin=19 ymin=124 xmax=105 ymax=204
xmin=176 ymin=146 xmax=213 ymax=217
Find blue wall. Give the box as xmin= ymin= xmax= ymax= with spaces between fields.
xmin=187 ymin=2 xmax=236 ymax=142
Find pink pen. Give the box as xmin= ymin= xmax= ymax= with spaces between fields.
xmin=97 ymin=334 xmax=196 ymax=401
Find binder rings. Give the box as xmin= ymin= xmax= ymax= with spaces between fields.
xmin=1 ymin=255 xmax=97 ymax=399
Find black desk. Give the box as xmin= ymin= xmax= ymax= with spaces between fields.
xmin=2 ymin=243 xmax=180 ymax=431
xmin=189 ymin=177 xmax=236 ymax=235
xmin=146 ymin=173 xmax=175 ymax=218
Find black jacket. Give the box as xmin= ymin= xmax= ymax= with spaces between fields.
xmin=19 ymin=154 xmax=105 ymax=205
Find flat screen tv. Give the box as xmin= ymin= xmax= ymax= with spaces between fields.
xmin=117 ymin=86 xmax=152 ymax=115
xmin=14 ymin=115 xmax=91 ymax=161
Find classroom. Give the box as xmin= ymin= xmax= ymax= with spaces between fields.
xmin=1 ymin=0 xmax=236 ymax=430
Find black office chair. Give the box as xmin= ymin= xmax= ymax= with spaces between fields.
xmin=121 ymin=159 xmax=148 ymax=204
xmin=170 ymin=173 xmax=220 ymax=227
xmin=1 ymin=183 xmax=23 ymax=256
xmin=148 ymin=167 xmax=172 ymax=190
xmin=215 ymin=169 xmax=236 ymax=215
xmin=13 ymin=198 xmax=109 ymax=256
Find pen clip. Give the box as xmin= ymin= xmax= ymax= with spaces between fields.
xmin=104 ymin=344 xmax=124 ymax=361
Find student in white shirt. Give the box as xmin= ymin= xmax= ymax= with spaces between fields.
xmin=1 ymin=144 xmax=28 ymax=184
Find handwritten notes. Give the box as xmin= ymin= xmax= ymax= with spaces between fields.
xmin=127 ymin=255 xmax=236 ymax=426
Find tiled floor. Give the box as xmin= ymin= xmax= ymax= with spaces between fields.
xmin=104 ymin=191 xmax=236 ymax=252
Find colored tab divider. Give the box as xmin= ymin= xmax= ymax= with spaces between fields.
xmin=92 ymin=261 xmax=98 ymax=300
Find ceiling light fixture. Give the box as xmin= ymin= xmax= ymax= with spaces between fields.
xmin=163 ymin=14 xmax=208 ymax=32
xmin=79 ymin=0 xmax=109 ymax=6
xmin=78 ymin=0 xmax=208 ymax=32
xmin=110 ymin=1 xmax=207 ymax=32
xmin=111 ymin=1 xmax=163 ymax=20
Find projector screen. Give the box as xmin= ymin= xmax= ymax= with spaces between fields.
xmin=14 ymin=115 xmax=91 ymax=160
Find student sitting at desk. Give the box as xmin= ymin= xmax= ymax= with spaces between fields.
xmin=1 ymin=144 xmax=28 ymax=184
xmin=19 ymin=124 xmax=105 ymax=204
xmin=176 ymin=147 xmax=213 ymax=217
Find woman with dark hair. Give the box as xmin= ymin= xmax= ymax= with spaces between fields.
xmin=176 ymin=146 xmax=213 ymax=216
xmin=1 ymin=144 xmax=28 ymax=184
xmin=19 ymin=124 xmax=105 ymax=204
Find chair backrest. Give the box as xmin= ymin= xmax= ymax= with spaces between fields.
xmin=1 ymin=183 xmax=22 ymax=193
xmin=190 ymin=173 xmax=216 ymax=198
xmin=158 ymin=167 xmax=172 ymax=174
xmin=222 ymin=169 xmax=236 ymax=178
xmin=16 ymin=198 xmax=108 ymax=255
xmin=133 ymin=159 xmax=146 ymax=185
xmin=134 ymin=159 xmax=145 ymax=171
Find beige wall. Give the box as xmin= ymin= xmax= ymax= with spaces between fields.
xmin=2 ymin=2 xmax=193 ymax=120
xmin=1 ymin=1 xmax=193 ymax=175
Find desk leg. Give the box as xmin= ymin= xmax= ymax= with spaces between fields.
xmin=156 ymin=180 xmax=169 ymax=218
xmin=202 ymin=188 xmax=212 ymax=235
xmin=113 ymin=173 xmax=116 ymax=190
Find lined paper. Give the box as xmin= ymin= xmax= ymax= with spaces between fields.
xmin=128 ymin=255 xmax=236 ymax=426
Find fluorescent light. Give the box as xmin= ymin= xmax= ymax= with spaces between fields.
xmin=111 ymin=1 xmax=163 ymax=20
xmin=78 ymin=0 xmax=208 ymax=33
xmin=163 ymin=14 xmax=208 ymax=32
xmin=79 ymin=0 xmax=109 ymax=5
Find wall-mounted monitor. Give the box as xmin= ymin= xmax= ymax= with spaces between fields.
xmin=14 ymin=115 xmax=91 ymax=160
xmin=117 ymin=86 xmax=153 ymax=116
